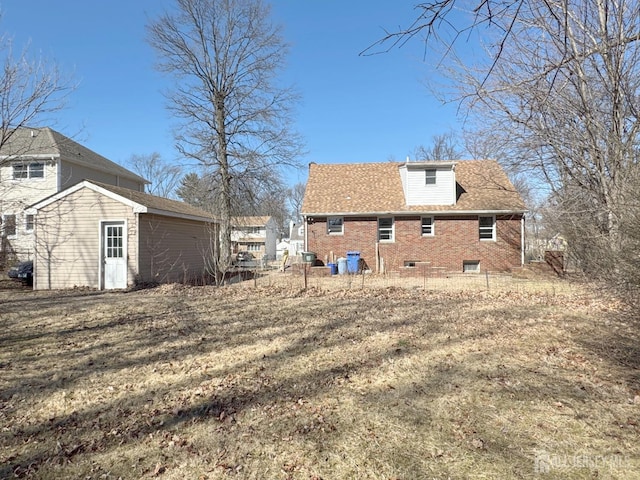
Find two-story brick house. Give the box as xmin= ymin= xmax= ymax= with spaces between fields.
xmin=301 ymin=159 xmax=526 ymax=274
xmin=0 ymin=127 xmax=147 ymax=264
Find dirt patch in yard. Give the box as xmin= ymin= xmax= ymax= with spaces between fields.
xmin=1 ymin=281 xmax=638 ymax=479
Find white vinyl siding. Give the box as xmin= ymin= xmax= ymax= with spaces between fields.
xmin=138 ymin=214 xmax=215 ymax=284
xmin=34 ymin=188 xmax=137 ymax=290
xmin=401 ymin=166 xmax=456 ymax=205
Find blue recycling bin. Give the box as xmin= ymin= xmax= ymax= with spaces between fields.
xmin=347 ymin=251 xmax=360 ymax=273
xmin=328 ymin=263 xmax=338 ymax=275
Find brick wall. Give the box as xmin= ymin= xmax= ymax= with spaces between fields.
xmin=306 ymin=214 xmax=522 ymax=273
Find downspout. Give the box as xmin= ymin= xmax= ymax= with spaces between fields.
xmin=303 ymin=215 xmax=308 ymax=252
xmin=135 ymin=212 xmax=140 ymax=282
xmin=521 ymin=215 xmax=525 ymax=266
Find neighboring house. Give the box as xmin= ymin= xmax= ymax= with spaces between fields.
xmin=289 ymin=221 xmax=305 ymax=256
xmin=275 ymin=221 xmax=305 ymax=259
xmin=231 ymin=216 xmax=278 ymax=260
xmin=301 ymin=159 xmax=527 ymax=274
xmin=0 ymin=127 xmax=147 ymax=264
xmin=28 ymin=180 xmax=217 ymax=290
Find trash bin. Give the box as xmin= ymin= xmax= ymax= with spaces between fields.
xmin=302 ymin=251 xmax=316 ymax=264
xmin=328 ymin=263 xmax=338 ymax=275
xmin=337 ymin=257 xmax=347 ymax=275
xmin=346 ymin=251 xmax=360 ymax=273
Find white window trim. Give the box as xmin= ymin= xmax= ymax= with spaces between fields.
xmin=425 ymin=169 xmax=437 ymax=185
xmin=378 ymin=217 xmax=395 ymax=242
xmin=463 ymin=260 xmax=481 ymax=273
xmin=12 ymin=161 xmax=46 ymax=181
xmin=25 ymin=214 xmax=35 ymax=233
xmin=479 ymin=215 xmax=496 ymax=241
xmin=327 ymin=216 xmax=344 ymax=235
xmin=421 ymin=216 xmax=434 ymax=236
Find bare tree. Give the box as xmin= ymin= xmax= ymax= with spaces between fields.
xmin=414 ymin=131 xmax=462 ymax=160
xmin=129 ymin=152 xmax=183 ymax=198
xmin=449 ymin=1 xmax=640 ymax=283
xmin=0 ymin=33 xmax=74 ymax=161
xmin=147 ymin=0 xmax=303 ymax=281
xmin=286 ymin=182 xmax=305 ymax=222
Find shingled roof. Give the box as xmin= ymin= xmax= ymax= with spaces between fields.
xmin=30 ymin=180 xmax=216 ymax=223
xmin=301 ymin=160 xmax=526 ymax=215
xmin=0 ymin=127 xmax=148 ymax=184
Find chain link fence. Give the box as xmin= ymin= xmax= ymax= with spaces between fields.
xmin=230 ymin=261 xmax=577 ymax=295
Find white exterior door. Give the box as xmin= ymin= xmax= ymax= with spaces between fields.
xmin=102 ymin=222 xmax=127 ymax=289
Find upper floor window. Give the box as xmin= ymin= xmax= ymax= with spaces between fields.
xmin=241 ymin=226 xmax=261 ymax=234
xmin=378 ymin=217 xmax=394 ymax=242
xmin=421 ymin=216 xmax=434 ymax=236
xmin=479 ymin=216 xmax=496 ymax=241
xmin=2 ymin=214 xmax=16 ymax=237
xmin=425 ymin=169 xmax=436 ymax=185
xmin=13 ymin=162 xmax=44 ymax=179
xmin=25 ymin=214 xmax=34 ymax=232
xmin=327 ymin=216 xmax=343 ymax=235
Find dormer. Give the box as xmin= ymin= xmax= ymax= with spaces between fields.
xmin=399 ymin=160 xmax=457 ymax=206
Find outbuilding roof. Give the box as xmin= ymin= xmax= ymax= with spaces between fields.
xmin=29 ymin=180 xmax=216 ymax=223
xmin=301 ymin=160 xmax=526 ymax=215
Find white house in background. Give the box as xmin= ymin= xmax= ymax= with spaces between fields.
xmin=231 ymin=216 xmax=278 ymax=260
xmin=0 ymin=127 xmax=147 ymax=265
xmin=276 ymin=221 xmax=304 ymax=260
xmin=289 ymin=221 xmax=304 ymax=256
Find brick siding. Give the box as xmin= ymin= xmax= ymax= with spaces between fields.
xmin=306 ymin=214 xmax=522 ymax=274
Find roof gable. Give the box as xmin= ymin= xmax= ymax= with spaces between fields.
xmin=0 ymin=127 xmax=148 ymax=185
xmin=30 ymin=180 xmax=215 ymax=223
xmin=301 ymin=160 xmax=526 ymax=215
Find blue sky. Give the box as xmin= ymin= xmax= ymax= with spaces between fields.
xmin=2 ymin=0 xmax=464 ymax=186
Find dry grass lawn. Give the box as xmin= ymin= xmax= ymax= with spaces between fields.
xmin=1 ymin=277 xmax=639 ymax=479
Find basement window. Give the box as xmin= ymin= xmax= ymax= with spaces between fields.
xmin=404 ymin=261 xmax=417 ymax=268
xmin=463 ymin=260 xmax=480 ymax=273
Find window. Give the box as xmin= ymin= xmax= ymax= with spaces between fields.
xmin=327 ymin=216 xmax=343 ymax=235
xmin=247 ymin=243 xmax=261 ymax=252
xmin=425 ymin=169 xmax=436 ymax=185
xmin=479 ymin=216 xmax=495 ymax=241
xmin=378 ymin=217 xmax=394 ymax=241
xmin=463 ymin=260 xmax=480 ymax=273
xmin=105 ymin=225 xmax=123 ymax=258
xmin=2 ymin=215 xmax=16 ymax=237
xmin=421 ymin=216 xmax=434 ymax=236
xmin=12 ymin=162 xmax=44 ymax=179
xmin=25 ymin=214 xmax=34 ymax=232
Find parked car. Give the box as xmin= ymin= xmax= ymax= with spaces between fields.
xmin=236 ymin=251 xmax=254 ymax=263
xmin=8 ymin=260 xmax=33 ymax=286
